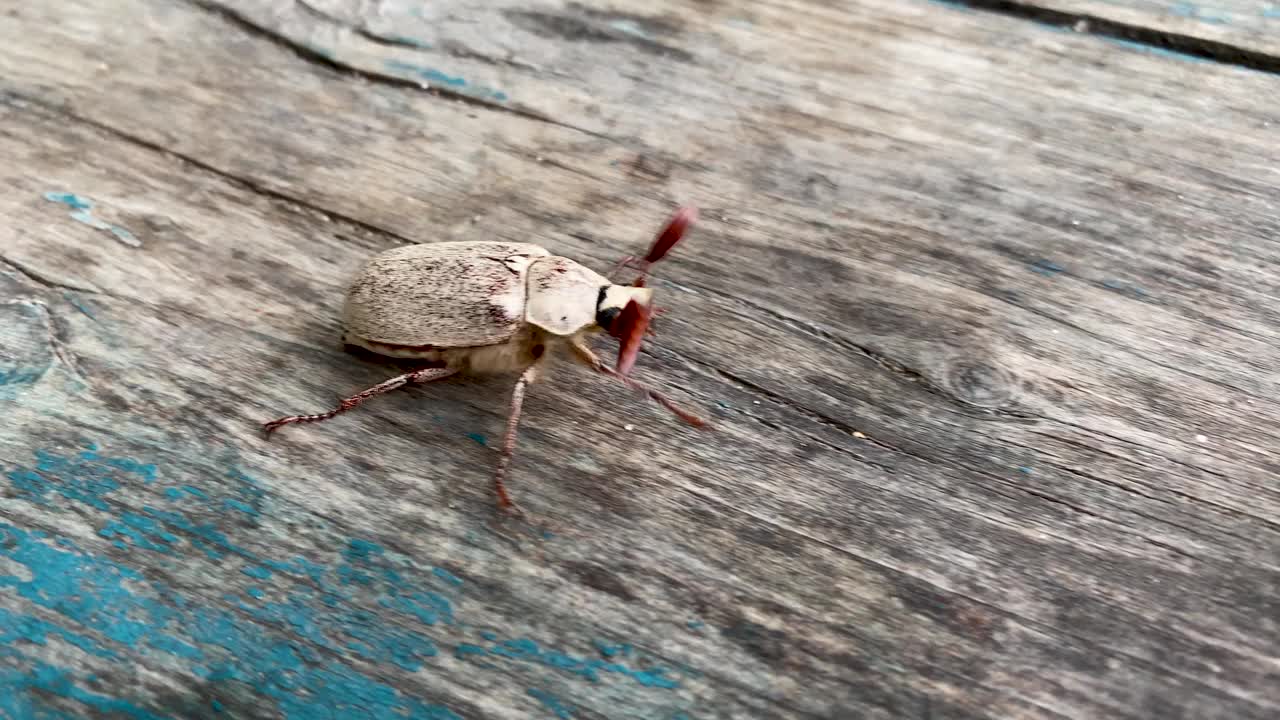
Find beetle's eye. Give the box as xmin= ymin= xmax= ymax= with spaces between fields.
xmin=596 ymin=306 xmax=622 ymax=334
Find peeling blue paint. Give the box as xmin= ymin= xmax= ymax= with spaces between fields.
xmin=1029 ymin=259 xmax=1064 ymax=277
xmin=686 ymin=619 xmax=705 ymax=630
xmin=43 ymin=192 xmax=140 ymax=247
xmin=383 ymin=59 xmax=509 ymax=102
xmin=528 ymin=687 xmax=574 ymax=718
xmin=389 ymin=35 xmax=434 ymax=49
xmin=467 ymin=432 xmax=488 ymax=447
xmin=63 ymin=292 xmax=97 ymax=320
xmin=1 ymin=661 xmax=167 ymax=720
xmin=1169 ymin=3 xmax=1230 ymax=24
xmin=1106 ymin=38 xmax=1211 ymax=64
xmin=0 ymin=608 xmax=116 ymax=659
xmin=0 ymin=368 xmax=45 ymax=386
xmin=608 ymin=19 xmax=651 ymax=39
xmin=2 ymin=443 xmax=696 ymax=716
xmin=593 ymin=640 xmax=632 ymax=658
xmin=925 ymin=0 xmax=972 ymax=10
xmin=433 ymin=567 xmax=463 ymax=586
xmin=1101 ymin=279 xmax=1149 ymax=298
xmin=461 ymin=638 xmax=680 ymax=688
xmin=43 ymin=192 xmax=93 ymax=211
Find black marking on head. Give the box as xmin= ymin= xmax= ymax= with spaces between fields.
xmin=595 ymin=286 xmax=621 ymax=332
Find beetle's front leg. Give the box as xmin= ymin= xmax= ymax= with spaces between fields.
xmin=492 ymin=362 xmax=543 ymax=514
xmin=568 ymin=338 xmax=707 ymax=427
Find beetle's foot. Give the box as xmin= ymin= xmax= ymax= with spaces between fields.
xmin=496 ymin=497 xmax=527 ymax=520
xmin=261 ymin=407 xmax=343 ymax=437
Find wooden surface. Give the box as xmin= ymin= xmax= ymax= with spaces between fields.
xmin=2 ymin=0 xmax=1278 ymax=718
xmin=1009 ymin=0 xmax=1280 ymax=57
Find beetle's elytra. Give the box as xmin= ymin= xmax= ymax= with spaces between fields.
xmin=263 ymin=206 xmax=707 ymax=513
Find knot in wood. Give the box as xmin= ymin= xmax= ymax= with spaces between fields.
xmin=943 ymin=358 xmax=1016 ymax=409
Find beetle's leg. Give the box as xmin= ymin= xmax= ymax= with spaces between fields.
xmin=493 ymin=363 xmax=541 ymax=514
xmin=569 ymin=339 xmax=707 ymax=427
xmin=262 ymin=366 xmax=457 ymax=436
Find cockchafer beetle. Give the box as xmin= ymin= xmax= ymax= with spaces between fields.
xmin=263 ymin=206 xmax=707 ymax=513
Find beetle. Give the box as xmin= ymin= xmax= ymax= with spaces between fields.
xmin=262 ymin=206 xmax=707 ymax=514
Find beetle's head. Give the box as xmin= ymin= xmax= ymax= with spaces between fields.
xmin=595 ymin=284 xmax=653 ymax=375
xmin=600 ymin=205 xmax=697 ymax=375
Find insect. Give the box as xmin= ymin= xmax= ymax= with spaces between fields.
xmin=263 ymin=206 xmax=708 ymax=513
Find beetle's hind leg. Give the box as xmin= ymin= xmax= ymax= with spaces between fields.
xmin=262 ymin=366 xmax=457 ymax=436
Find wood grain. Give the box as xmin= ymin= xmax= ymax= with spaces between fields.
xmin=1 ymin=0 xmax=1278 ymax=718
xmin=1001 ymin=0 xmax=1280 ymax=58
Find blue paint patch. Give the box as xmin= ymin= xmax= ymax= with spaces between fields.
xmin=433 ymin=567 xmax=463 ymax=586
xmin=110 ymin=226 xmax=138 ymax=244
xmin=1 ymin=661 xmax=168 ymax=720
xmin=1101 ymin=279 xmax=1149 ymax=298
xmin=42 ymin=191 xmax=140 ymax=247
xmin=389 ymin=35 xmax=434 ymax=49
xmin=1029 ymin=259 xmax=1064 ymax=277
xmin=1169 ymin=3 xmax=1230 ymax=24
xmin=43 ymin=192 xmax=94 ymax=211
xmin=609 ymin=19 xmax=651 ymax=38
xmin=63 ymin=292 xmax=97 ymax=320
xmin=100 ymin=512 xmax=179 ymax=553
xmin=461 ymin=638 xmax=679 ymax=689
xmin=1265 ymin=5 xmax=1280 ymax=19
xmin=383 ymin=59 xmax=509 ymax=102
xmin=686 ymin=619 xmax=705 ymax=630
xmin=466 ymin=432 xmax=488 ymax=447
xmin=223 ymin=498 xmax=256 ymax=514
xmin=528 ymin=688 xmax=574 ymax=719
xmin=0 ymin=368 xmax=45 ymax=386
xmin=3 ymin=444 xmax=698 ymax=716
xmin=0 ymin=607 xmax=116 ymax=658
xmin=593 ymin=640 xmax=632 ymax=658
xmin=1018 ymin=466 xmax=1033 ymax=474
xmin=1106 ymin=38 xmax=1210 ymax=64
xmin=344 ymin=538 xmax=384 ymax=561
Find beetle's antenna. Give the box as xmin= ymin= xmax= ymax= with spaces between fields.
xmin=614 ymin=299 xmax=651 ymax=376
xmin=611 ymin=206 xmax=697 ymax=286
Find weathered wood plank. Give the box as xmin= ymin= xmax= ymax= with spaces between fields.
xmin=1 ymin=0 xmax=1278 ymax=718
xmin=1000 ymin=0 xmax=1280 ymax=58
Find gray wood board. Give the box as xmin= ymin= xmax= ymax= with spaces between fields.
xmin=1000 ymin=0 xmax=1280 ymax=58
xmin=1 ymin=0 xmax=1278 ymax=718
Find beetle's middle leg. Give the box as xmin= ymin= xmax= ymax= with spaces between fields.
xmin=262 ymin=366 xmax=457 ymax=436
xmin=492 ymin=361 xmax=543 ymax=514
xmin=568 ymin=339 xmax=707 ymax=427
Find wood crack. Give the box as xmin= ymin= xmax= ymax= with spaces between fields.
xmin=185 ymin=0 xmax=611 ymax=140
xmin=1 ymin=253 xmax=104 ymax=296
xmin=1029 ymin=428 xmax=1280 ymax=536
xmin=2 ymin=89 xmax=417 ymax=254
xmin=940 ymin=0 xmax=1280 ymax=74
